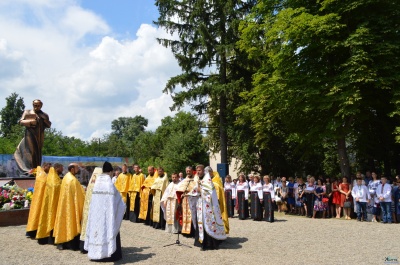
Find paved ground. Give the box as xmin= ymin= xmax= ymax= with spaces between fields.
xmin=0 ymin=213 xmax=399 ymax=265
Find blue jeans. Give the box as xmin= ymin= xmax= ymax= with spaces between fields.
xmin=380 ymin=202 xmax=392 ymax=223
xmin=356 ymin=201 xmax=367 ymax=221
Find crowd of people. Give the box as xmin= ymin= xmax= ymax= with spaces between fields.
xmin=25 ymin=163 xmax=400 ymax=262
xmin=223 ymin=171 xmax=400 ymax=224
xmin=25 ymin=162 xmax=229 ymax=262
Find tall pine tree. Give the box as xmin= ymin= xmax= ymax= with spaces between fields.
xmin=155 ymin=0 xmax=256 ymax=166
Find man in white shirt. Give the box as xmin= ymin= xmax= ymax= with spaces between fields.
xmin=351 ymin=177 xmax=371 ymax=222
xmin=178 ymin=172 xmax=184 ymax=182
xmin=376 ymin=176 xmax=392 ymax=224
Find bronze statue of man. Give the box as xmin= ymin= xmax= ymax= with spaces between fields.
xmin=14 ymin=99 xmax=51 ymax=175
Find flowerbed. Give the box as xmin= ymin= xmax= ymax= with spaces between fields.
xmin=0 ymin=184 xmax=33 ymax=211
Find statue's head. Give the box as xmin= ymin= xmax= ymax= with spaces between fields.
xmin=32 ymin=99 xmax=43 ymax=112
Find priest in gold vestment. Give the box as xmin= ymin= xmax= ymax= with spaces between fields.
xmin=36 ymin=166 xmax=61 ymax=244
xmin=210 ymin=168 xmax=229 ymax=234
xmin=114 ymin=164 xmax=131 ymax=220
xmin=150 ymin=167 xmax=169 ymax=229
xmin=53 ymin=163 xmax=85 ymax=250
xmin=26 ymin=163 xmax=51 ymax=238
xmin=176 ymin=166 xmax=198 ymax=237
xmin=139 ymin=166 xmax=157 ymax=225
xmin=128 ymin=164 xmax=145 ymax=222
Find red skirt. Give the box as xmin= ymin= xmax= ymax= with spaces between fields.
xmin=332 ymin=191 xmax=341 ymax=205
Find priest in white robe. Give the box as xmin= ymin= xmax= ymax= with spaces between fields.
xmin=84 ymin=162 xmax=125 ymax=262
xmin=161 ymin=173 xmax=181 ymax=234
xmin=79 ymin=167 xmax=102 ymax=253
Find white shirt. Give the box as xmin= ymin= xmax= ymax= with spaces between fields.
xmin=248 ymin=181 xmax=256 ymax=190
xmin=274 ymin=181 xmax=282 ymax=191
xmin=305 ymin=184 xmax=316 ymax=193
xmin=351 ymin=184 xmax=371 ymax=202
xmin=112 ymin=176 xmax=117 ymax=184
xmin=250 ymin=182 xmax=263 ymax=199
xmin=376 ymin=183 xmax=392 ymax=202
xmin=368 ymin=180 xmax=380 ymax=195
xmin=224 ymin=182 xmax=237 ymax=199
xmin=236 ymin=182 xmax=249 ymax=200
xmin=262 ymin=183 xmax=275 ymax=200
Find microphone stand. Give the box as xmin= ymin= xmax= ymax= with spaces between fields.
xmin=163 ymin=229 xmax=191 ymax=248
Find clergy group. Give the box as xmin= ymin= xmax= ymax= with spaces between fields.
xmin=114 ymin=164 xmax=229 ymax=250
xmin=26 ymin=161 xmax=125 ymax=261
xmin=26 ymin=162 xmax=229 ymax=261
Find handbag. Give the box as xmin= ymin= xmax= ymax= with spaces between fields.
xmin=281 ymin=201 xmax=288 ymax=211
xmin=343 ymin=199 xmax=352 ymax=208
xmin=322 ymin=197 xmax=329 ymax=203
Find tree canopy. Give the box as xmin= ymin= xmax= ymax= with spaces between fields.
xmin=0 ymin=93 xmax=25 ymax=137
xmin=237 ymin=0 xmax=400 ymax=177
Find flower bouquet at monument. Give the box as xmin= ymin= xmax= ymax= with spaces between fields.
xmin=25 ymin=187 xmax=34 ymax=206
xmin=0 ymin=184 xmax=26 ymax=211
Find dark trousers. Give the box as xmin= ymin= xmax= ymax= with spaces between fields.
xmin=380 ymin=202 xmax=392 ymax=223
xmin=356 ymin=201 xmax=367 ymax=221
xmin=129 ymin=194 xmax=141 ymax=223
xmin=124 ymin=194 xmax=130 ymax=220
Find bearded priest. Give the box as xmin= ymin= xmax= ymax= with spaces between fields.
xmin=53 ymin=163 xmax=85 ymax=250
xmin=176 ymin=166 xmax=198 ymax=237
xmin=150 ymin=167 xmax=169 ymax=229
xmin=128 ymin=164 xmax=145 ymax=222
xmin=190 ymin=165 xmax=227 ymax=250
xmin=139 ymin=166 xmax=158 ymax=225
xmin=114 ymin=164 xmax=131 ymax=220
xmin=161 ymin=172 xmax=180 ymax=233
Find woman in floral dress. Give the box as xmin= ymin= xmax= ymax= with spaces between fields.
xmin=313 ymin=179 xmax=327 ymax=218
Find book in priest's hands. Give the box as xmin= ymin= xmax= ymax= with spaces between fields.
xmin=23 ymin=114 xmax=37 ymax=121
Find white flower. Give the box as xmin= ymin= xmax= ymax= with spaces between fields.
xmin=2 ymin=203 xmax=11 ymax=211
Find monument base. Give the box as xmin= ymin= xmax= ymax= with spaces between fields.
xmin=0 ymin=208 xmax=29 ymax=226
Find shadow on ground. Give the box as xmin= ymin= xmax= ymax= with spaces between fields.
xmin=116 ymin=246 xmax=154 ymax=264
xmin=220 ymin=237 xmax=248 ymax=250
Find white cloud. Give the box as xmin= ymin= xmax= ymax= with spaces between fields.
xmin=60 ymin=6 xmax=110 ymax=39
xmin=0 ymin=1 xmax=182 ymax=141
xmin=0 ymin=39 xmax=26 ymax=79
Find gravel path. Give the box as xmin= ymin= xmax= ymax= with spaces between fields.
xmin=0 ymin=213 xmax=398 ymax=265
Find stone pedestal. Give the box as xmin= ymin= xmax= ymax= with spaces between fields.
xmin=0 ymin=208 xmax=29 ymax=226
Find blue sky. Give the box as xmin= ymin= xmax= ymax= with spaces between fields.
xmin=80 ymin=0 xmax=159 ymax=38
xmin=0 ymin=0 xmax=181 ymax=140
